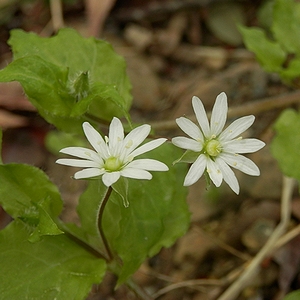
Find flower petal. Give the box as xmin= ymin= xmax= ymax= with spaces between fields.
xmin=219 ymin=115 xmax=255 ymax=141
xmin=83 ymin=122 xmax=109 ymax=157
xmin=206 ymin=158 xmax=223 ymax=187
xmin=74 ymin=168 xmax=104 ymax=179
xmin=56 ymin=158 xmax=100 ymax=168
xmin=172 ymin=137 xmax=202 ymax=152
xmin=222 ymin=138 xmax=265 ymax=154
xmin=183 ymin=154 xmax=207 ymax=186
xmin=220 ymin=153 xmax=260 ymax=176
xmin=108 ymin=117 xmax=124 ymax=155
xmin=120 ymin=168 xmax=152 ymax=180
xmin=215 ymin=157 xmax=239 ymax=194
xmin=130 ymin=138 xmax=167 ymax=158
xmin=59 ymin=147 xmax=103 ymax=162
xmin=102 ymin=171 xmax=121 ymax=186
xmin=176 ymin=117 xmax=203 ymax=140
xmin=126 ymin=159 xmax=169 ymax=171
xmin=210 ymin=92 xmax=228 ymax=136
xmin=192 ymin=96 xmax=210 ymax=137
xmin=122 ymin=124 xmax=151 ymax=156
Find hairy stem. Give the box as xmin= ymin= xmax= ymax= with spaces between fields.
xmin=97 ymin=186 xmax=113 ymax=261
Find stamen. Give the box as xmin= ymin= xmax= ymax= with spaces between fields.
xmin=206 ymin=139 xmax=221 ymax=157
xmin=126 ymin=140 xmax=133 ymax=149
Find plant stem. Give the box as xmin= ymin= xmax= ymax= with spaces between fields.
xmin=126 ymin=278 xmax=154 ymax=300
xmin=97 ymin=186 xmax=113 ymax=262
xmin=49 ymin=0 xmax=64 ymax=31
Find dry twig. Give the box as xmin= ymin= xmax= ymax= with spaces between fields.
xmin=217 ymin=176 xmax=295 ymax=300
xmin=150 ymin=176 xmax=295 ymax=299
xmin=150 ymin=91 xmax=300 ymax=131
xmin=50 ymin=0 xmax=64 ymax=31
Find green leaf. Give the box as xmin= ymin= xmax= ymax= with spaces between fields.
xmin=280 ymin=58 xmax=300 ymax=81
xmin=72 ymin=71 xmax=90 ymax=101
xmin=283 ymin=290 xmax=300 ymax=300
xmin=26 ymin=198 xmax=64 ymax=243
xmin=239 ymin=25 xmax=286 ymax=73
xmin=271 ymin=109 xmax=300 ymax=181
xmin=0 ymin=28 xmax=132 ymax=132
xmin=272 ymin=0 xmax=300 ymax=54
xmin=0 ymin=220 xmax=106 ymax=300
xmin=0 ymin=164 xmax=63 ymax=239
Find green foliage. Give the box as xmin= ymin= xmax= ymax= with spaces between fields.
xmin=0 ymin=27 xmax=191 ymax=298
xmin=0 ymin=164 xmax=63 ymax=241
xmin=73 ymin=142 xmax=190 ymax=283
xmin=0 ymin=220 xmax=106 ymax=300
xmin=239 ymin=26 xmax=285 ymax=73
xmin=0 ymin=28 xmax=132 ymax=133
xmin=45 ymin=130 xmax=87 ymax=155
xmin=283 ymin=290 xmax=300 ymax=300
xmin=272 ymin=0 xmax=300 ymax=53
xmin=240 ymin=0 xmax=300 ymax=84
xmin=271 ymin=109 xmax=300 ymax=181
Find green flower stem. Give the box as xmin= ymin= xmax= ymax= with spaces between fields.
xmin=97 ymin=186 xmax=113 ymax=262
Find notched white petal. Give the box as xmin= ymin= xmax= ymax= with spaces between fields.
xmin=126 ymin=159 xmax=169 ymax=171
xmin=122 ymin=124 xmax=151 ymax=154
xmin=206 ymin=158 xmax=223 ymax=187
xmin=102 ymin=171 xmax=121 ymax=187
xmin=220 ymin=153 xmax=260 ymax=176
xmin=219 ymin=115 xmax=255 ymax=141
xmin=121 ymin=168 xmax=152 ymax=180
xmin=109 ymin=117 xmax=125 ymax=151
xmin=183 ymin=154 xmax=206 ymax=186
xmin=59 ymin=147 xmax=102 ymax=162
xmin=74 ymin=168 xmax=103 ymax=179
xmin=192 ymin=96 xmax=210 ymax=137
xmin=130 ymin=138 xmax=167 ymax=158
xmin=223 ymin=138 xmax=265 ymax=154
xmin=176 ymin=117 xmax=203 ymax=140
xmin=210 ymin=92 xmax=228 ymax=136
xmin=172 ymin=137 xmax=202 ymax=152
xmin=56 ymin=158 xmax=100 ymax=168
xmin=83 ymin=122 xmax=105 ymax=153
xmin=216 ymin=157 xmax=239 ymax=194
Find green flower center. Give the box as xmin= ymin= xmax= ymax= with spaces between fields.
xmin=205 ymin=139 xmax=222 ymax=157
xmin=104 ymin=156 xmax=123 ymax=171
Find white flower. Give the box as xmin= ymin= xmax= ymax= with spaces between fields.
xmin=172 ymin=92 xmax=265 ymax=194
xmin=56 ymin=118 xmax=169 ymax=187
